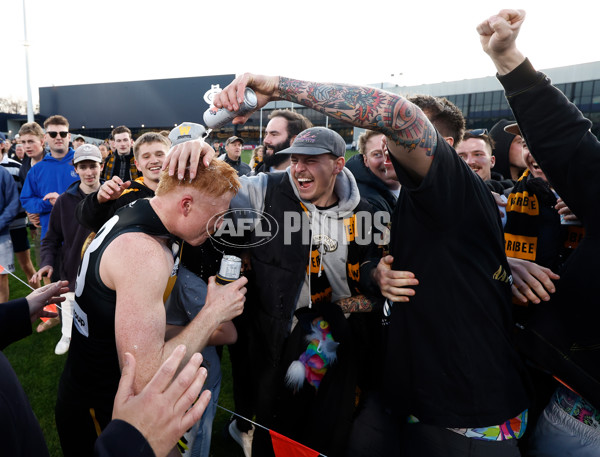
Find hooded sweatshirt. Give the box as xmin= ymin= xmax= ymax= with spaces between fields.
xmin=20 ymin=149 xmax=78 ymax=238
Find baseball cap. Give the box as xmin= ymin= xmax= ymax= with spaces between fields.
xmin=169 ymin=122 xmax=207 ymax=146
xmin=73 ymin=144 xmax=103 ymax=164
xmin=277 ymin=127 xmax=345 ymax=157
xmin=504 ymin=123 xmax=522 ymax=136
xmin=73 ymin=135 xmax=85 ymax=141
xmin=226 ymin=136 xmax=244 ymax=146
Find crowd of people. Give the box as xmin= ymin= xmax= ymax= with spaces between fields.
xmin=0 ymin=8 xmax=598 ymax=457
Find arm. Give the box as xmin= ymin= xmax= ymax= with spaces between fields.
xmin=0 ymin=281 xmax=67 ymax=349
xmin=213 ymin=74 xmax=438 ymax=182
xmin=0 ymin=172 xmax=20 ymax=233
xmin=20 ymin=170 xmax=53 ymax=215
xmin=38 ymin=197 xmax=65 ymax=275
xmin=478 ymin=9 xmax=597 ymax=220
xmin=100 ymin=346 xmax=210 ymax=457
xmin=104 ymin=233 xmax=247 ymax=393
xmin=76 ymin=178 xmax=131 ymax=232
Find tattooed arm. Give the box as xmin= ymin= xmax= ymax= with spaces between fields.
xmin=213 ymin=73 xmax=438 ymax=181
xmin=334 ymin=294 xmax=374 ymax=313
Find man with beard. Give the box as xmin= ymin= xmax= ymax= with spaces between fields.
xmin=253 ymin=109 xmax=312 ymax=174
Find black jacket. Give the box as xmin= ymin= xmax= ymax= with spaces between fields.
xmin=500 ymin=58 xmax=600 ymax=407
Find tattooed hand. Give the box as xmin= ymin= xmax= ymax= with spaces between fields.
xmin=212 ymin=73 xmax=280 ymax=124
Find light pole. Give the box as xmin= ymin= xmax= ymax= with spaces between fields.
xmin=22 ymin=0 xmax=34 ymax=123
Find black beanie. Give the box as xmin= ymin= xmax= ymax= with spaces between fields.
xmin=489 ymin=119 xmax=516 ymax=180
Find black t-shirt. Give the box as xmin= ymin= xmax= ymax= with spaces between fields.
xmin=384 ymin=134 xmax=529 ymax=427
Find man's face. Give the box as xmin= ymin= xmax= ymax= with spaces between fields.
xmin=363 ymin=133 xmax=398 ymax=188
xmin=225 ymin=140 xmax=243 ymax=160
xmin=114 ymin=132 xmax=132 ymax=155
xmin=15 ymin=144 xmax=25 ymax=160
xmin=522 ymin=141 xmax=547 ymax=181
xmin=74 ymin=160 xmax=102 ymax=189
xmin=184 ymin=191 xmax=234 ymax=246
xmin=290 ymin=153 xmax=342 ymax=206
xmin=264 ymin=117 xmax=292 ymax=156
xmin=509 ymin=135 xmax=528 ymax=169
xmin=20 ymin=133 xmax=44 ymax=160
xmin=98 ymin=144 xmax=110 ymax=160
xmin=135 ymin=142 xmax=168 ymax=184
xmin=44 ymin=124 xmax=70 ymax=156
xmin=456 ymin=138 xmax=495 ymax=181
xmin=73 ymin=138 xmax=85 ymax=149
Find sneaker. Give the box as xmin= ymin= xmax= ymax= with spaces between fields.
xmin=54 ymin=336 xmax=71 ymax=355
xmin=228 ymin=419 xmax=254 ymax=457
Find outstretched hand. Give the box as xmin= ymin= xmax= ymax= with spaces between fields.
xmin=477 ymin=9 xmax=527 ymax=75
xmin=26 ymin=280 xmax=69 ymax=322
xmin=112 ymin=345 xmax=211 ymax=457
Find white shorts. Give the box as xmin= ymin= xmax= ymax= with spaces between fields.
xmin=0 ymin=235 xmax=15 ymax=274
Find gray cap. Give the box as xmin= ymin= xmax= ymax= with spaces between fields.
xmin=277 ymin=127 xmax=345 ymax=157
xmin=169 ymin=122 xmax=207 ymax=146
xmin=73 ymin=144 xmax=103 ymax=164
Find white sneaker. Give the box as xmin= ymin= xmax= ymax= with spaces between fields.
xmin=228 ymin=419 xmax=254 ymax=457
xmin=54 ymin=336 xmax=71 ymax=355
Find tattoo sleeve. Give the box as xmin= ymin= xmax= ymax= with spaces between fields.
xmin=278 ymin=77 xmax=437 ymax=156
xmin=335 ymin=294 xmax=374 ymax=313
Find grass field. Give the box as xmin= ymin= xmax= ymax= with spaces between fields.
xmin=4 ymin=248 xmax=245 ymax=457
xmin=5 ymin=150 xmax=359 ymax=456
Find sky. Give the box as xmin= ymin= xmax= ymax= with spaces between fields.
xmin=3 ymin=0 xmax=600 ymax=107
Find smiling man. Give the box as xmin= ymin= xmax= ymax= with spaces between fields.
xmin=56 ymin=159 xmax=247 ymax=457
xmin=456 ymin=129 xmax=496 ymax=181
xmin=32 ymin=144 xmax=104 ymax=354
xmin=20 ymin=115 xmax=79 ymax=239
xmin=77 ymin=132 xmax=169 ymax=232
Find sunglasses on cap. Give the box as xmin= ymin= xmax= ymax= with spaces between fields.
xmin=47 ymin=131 xmax=68 ymax=139
xmin=467 ymin=128 xmax=488 ymax=136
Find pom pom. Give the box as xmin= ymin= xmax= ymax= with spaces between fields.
xmin=285 ymin=360 xmax=306 ymax=391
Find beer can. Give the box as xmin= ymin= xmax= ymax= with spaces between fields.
xmin=215 ymin=255 xmax=242 ymax=285
xmin=203 ymin=88 xmax=258 ymax=129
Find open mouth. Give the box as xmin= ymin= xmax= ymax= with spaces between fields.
xmin=297 ymin=177 xmax=313 ymax=189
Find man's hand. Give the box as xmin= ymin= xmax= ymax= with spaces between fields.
xmin=372 ymin=255 xmax=419 ymax=302
xmin=212 ymin=73 xmax=280 ymax=124
xmin=25 ymin=280 xmax=69 ymax=323
xmin=98 ymin=177 xmax=131 ymax=204
xmin=477 ymin=9 xmax=527 ymax=75
xmin=202 ymin=276 xmax=247 ymax=324
xmin=507 ymin=257 xmax=559 ymax=304
xmin=43 ymin=192 xmax=60 ymax=206
xmin=163 ymin=139 xmax=216 ymax=181
xmin=112 ymin=345 xmax=210 ymax=457
xmin=555 ymin=198 xmax=579 ymax=223
xmin=27 ymin=212 xmax=40 ymax=228
xmin=30 ymin=265 xmax=53 ymax=286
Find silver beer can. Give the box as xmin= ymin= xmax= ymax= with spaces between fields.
xmin=216 ymin=255 xmax=242 ymax=285
xmin=203 ymin=88 xmax=258 ymax=129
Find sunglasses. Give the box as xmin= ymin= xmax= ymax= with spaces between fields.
xmin=468 ymin=128 xmax=488 ymax=136
xmin=47 ymin=131 xmax=68 ymax=139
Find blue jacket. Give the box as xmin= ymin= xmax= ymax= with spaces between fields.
xmin=0 ymin=166 xmax=20 ymax=237
xmin=20 ymin=149 xmax=79 ymax=239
